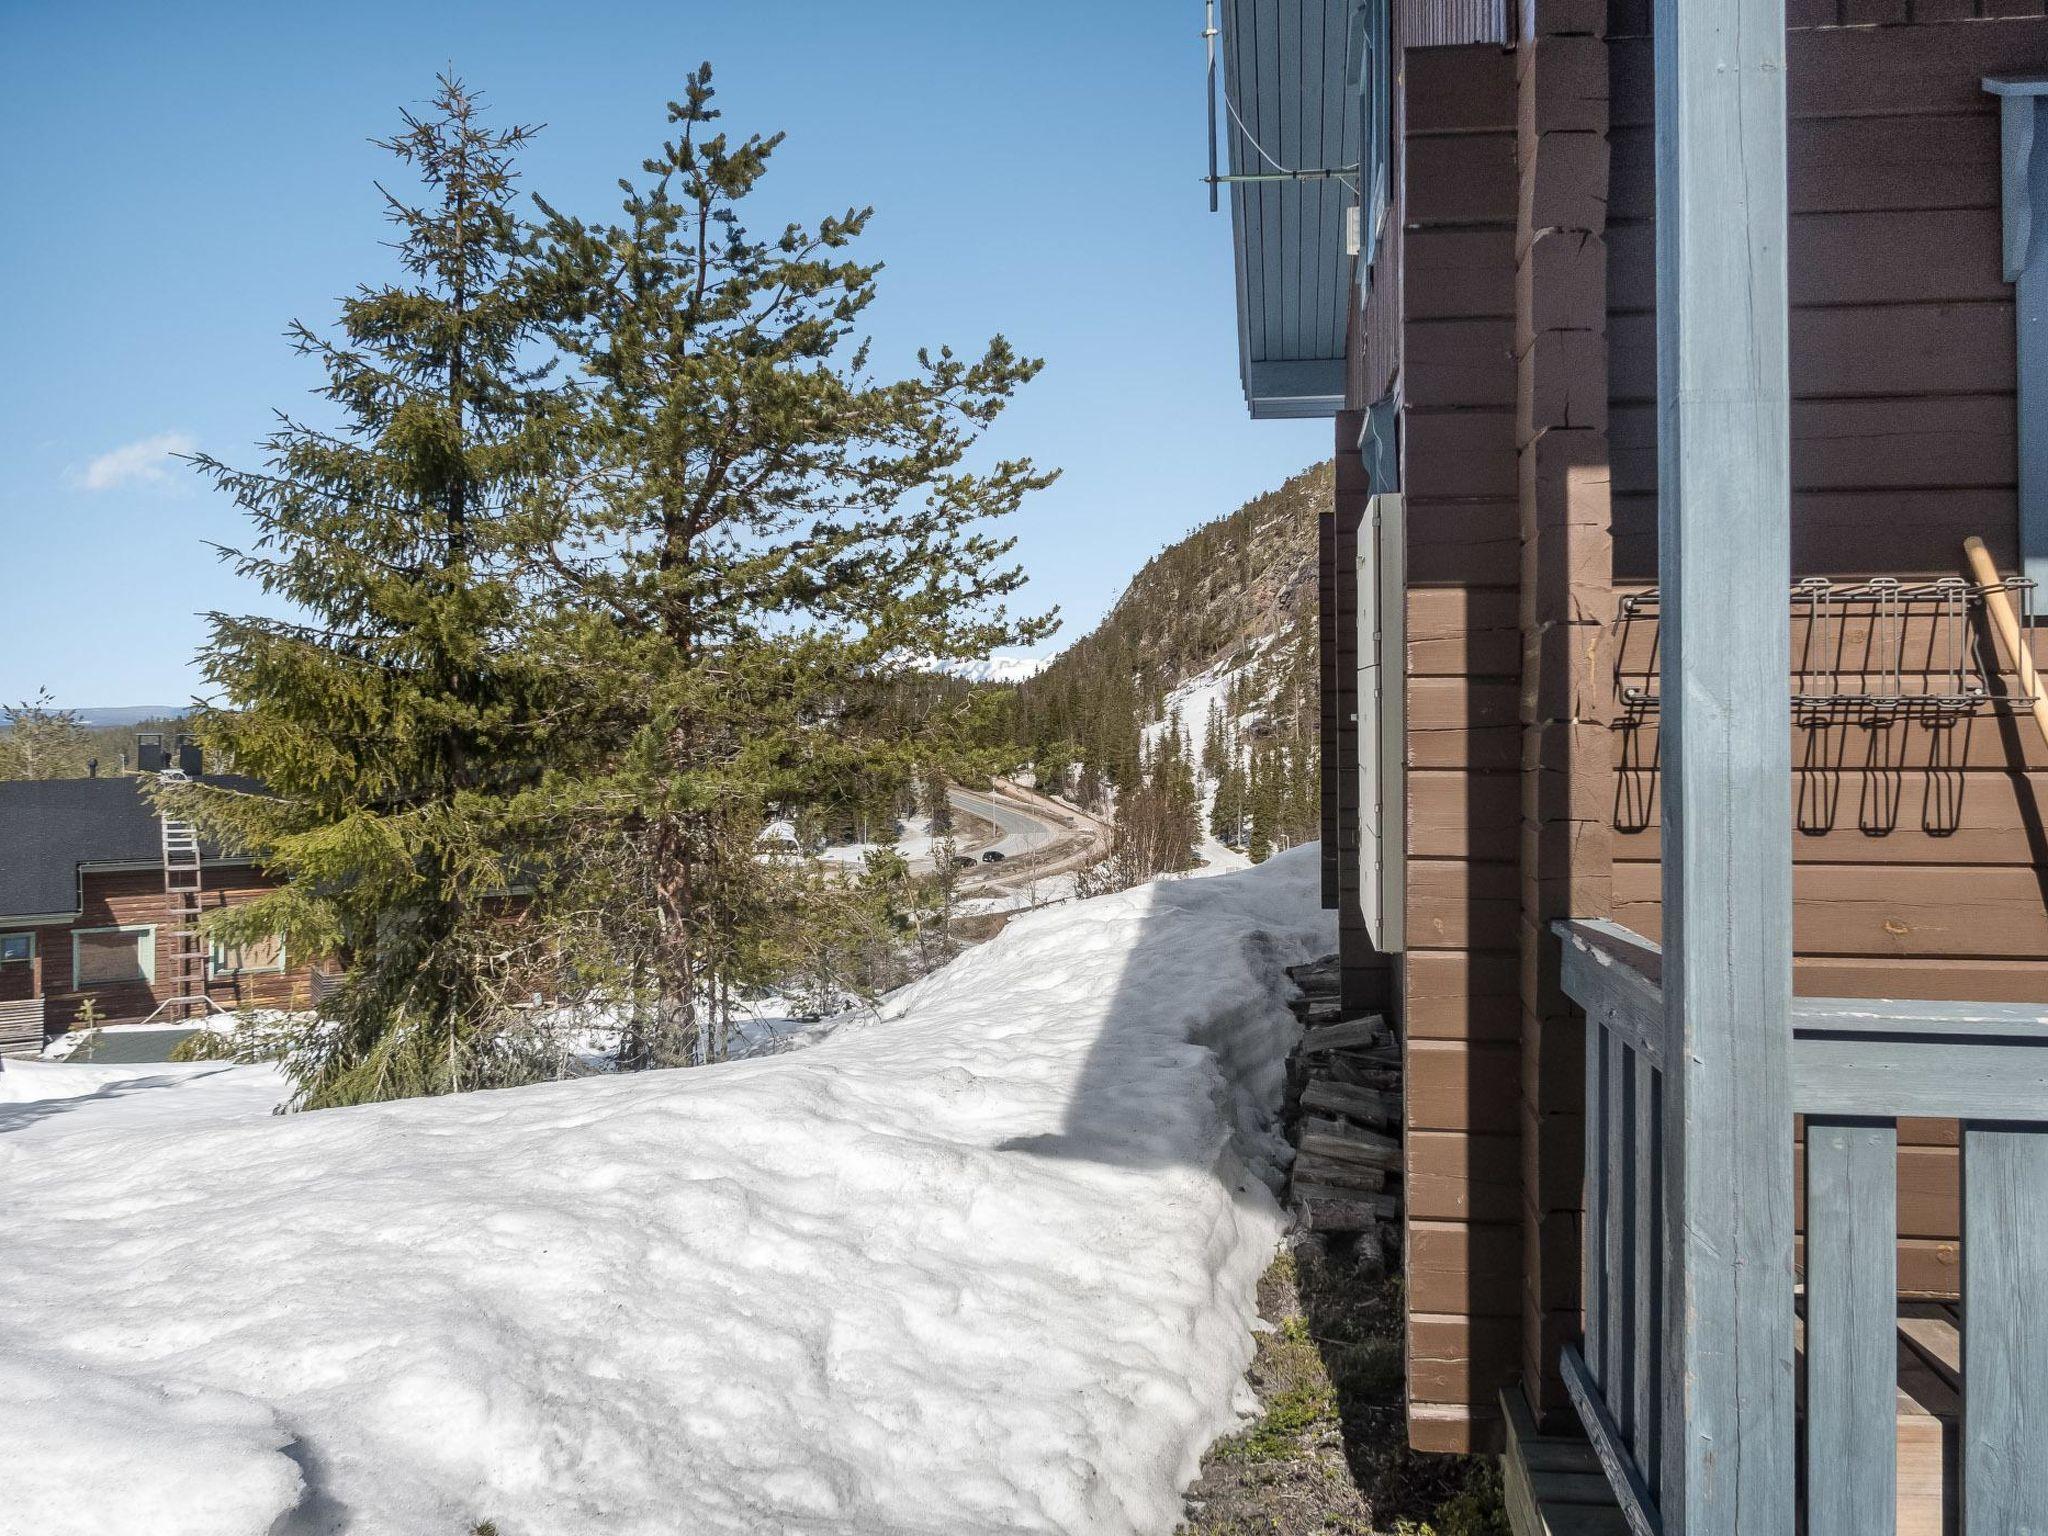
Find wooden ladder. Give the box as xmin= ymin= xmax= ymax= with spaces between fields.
xmin=143 ymin=770 xmax=225 ymax=1025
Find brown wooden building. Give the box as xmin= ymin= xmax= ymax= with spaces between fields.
xmin=1220 ymin=1 xmax=2048 ymax=1529
xmin=0 ymin=774 xmax=315 ymax=1054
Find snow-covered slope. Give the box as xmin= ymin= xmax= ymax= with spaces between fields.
xmin=937 ymin=652 xmax=1050 ymax=685
xmin=0 ymin=849 xmax=1332 ymax=1536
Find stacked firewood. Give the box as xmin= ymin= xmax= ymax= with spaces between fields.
xmin=1282 ymin=955 xmax=1402 ymax=1256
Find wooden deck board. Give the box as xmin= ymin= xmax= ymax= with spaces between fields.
xmin=1499 ymin=1388 xmax=1630 ymax=1536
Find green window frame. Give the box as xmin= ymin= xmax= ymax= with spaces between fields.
xmin=209 ymin=933 xmax=286 ymax=977
xmin=72 ymin=925 xmax=155 ymax=989
xmin=0 ymin=932 xmax=33 ymax=965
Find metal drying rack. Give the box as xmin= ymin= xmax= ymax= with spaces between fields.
xmin=1616 ymin=576 xmax=2038 ymax=721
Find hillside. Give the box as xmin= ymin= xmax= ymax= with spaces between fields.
xmin=998 ymin=462 xmax=1328 ymax=858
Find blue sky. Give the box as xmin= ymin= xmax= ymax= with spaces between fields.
xmin=0 ymin=0 xmax=1327 ymax=707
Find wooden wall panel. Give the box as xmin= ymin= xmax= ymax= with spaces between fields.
xmin=1399 ymin=39 xmax=1524 ymax=1456
xmin=1404 ymin=950 xmax=1522 ymax=1041
xmin=1408 ymin=1129 xmax=1522 ymax=1223
xmin=1407 ymin=587 xmax=1521 ymax=676
xmin=1515 ymin=4 xmax=1618 ymax=1430
xmin=1409 ymin=1038 xmax=1521 ymax=1129
xmin=1612 ymin=861 xmax=2048 ymax=959
xmin=1411 ymin=1219 xmax=1522 ymax=1316
xmin=1598 ymin=14 xmax=2048 ymax=1325
xmin=1408 ymin=502 xmax=1521 ymax=587
xmin=1411 ymin=770 xmax=1522 ymax=859
xmin=1410 ymin=1314 xmax=1523 ymax=1401
xmin=1406 ymin=230 xmax=1519 ymax=321
xmin=40 ymin=867 xmax=315 ymax=1034
xmin=1407 ymin=678 xmax=1521 ymax=769
xmin=1612 ymin=771 xmax=2048 ymax=865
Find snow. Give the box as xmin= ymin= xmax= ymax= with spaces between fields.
xmin=934 ymin=653 xmax=1050 ymax=685
xmin=0 ymin=1058 xmax=289 ymax=1132
xmin=0 ymin=848 xmax=1332 ymax=1536
xmin=1146 ymin=653 xmax=1268 ymax=877
xmin=816 ymin=811 xmax=941 ymax=868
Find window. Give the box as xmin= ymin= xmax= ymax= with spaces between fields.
xmin=0 ymin=933 xmax=32 ymax=965
xmin=73 ymin=926 xmax=154 ymax=988
xmin=1350 ymin=0 xmax=1393 ymax=288
xmin=209 ymin=933 xmax=285 ymax=977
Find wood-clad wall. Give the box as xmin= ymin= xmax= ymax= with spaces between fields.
xmin=1603 ymin=8 xmax=2048 ymax=1312
xmin=1387 ymin=3 xmax=2048 ymax=1456
xmin=30 ymin=867 xmax=313 ymax=1033
xmin=1398 ymin=41 xmax=1525 ymax=1455
xmin=1514 ymin=0 xmax=1615 ymax=1433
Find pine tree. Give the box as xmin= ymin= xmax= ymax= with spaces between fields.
xmin=923 ymin=761 xmax=956 ymax=838
xmin=522 ymin=66 xmax=1055 ymax=1066
xmin=167 ymin=79 xmax=572 ymax=1107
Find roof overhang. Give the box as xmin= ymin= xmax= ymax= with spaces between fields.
xmin=1222 ymin=0 xmax=1358 ymax=420
xmin=1246 ymin=359 xmax=1348 ymax=419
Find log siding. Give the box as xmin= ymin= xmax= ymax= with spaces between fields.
xmin=1386 ymin=4 xmax=2048 ymax=1458
xmin=1399 ymin=40 xmax=1525 ymax=1454
xmin=28 ymin=867 xmax=315 ymax=1035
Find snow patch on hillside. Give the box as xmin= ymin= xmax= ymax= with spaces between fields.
xmin=1145 ymin=644 xmax=1274 ymax=876
xmin=936 ymin=652 xmax=1051 ymax=685
xmin=0 ymin=849 xmax=1331 ymax=1536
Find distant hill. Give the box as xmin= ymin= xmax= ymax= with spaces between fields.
xmin=66 ymin=705 xmax=190 ymax=729
xmin=996 ymin=462 xmax=1326 ymax=853
xmin=1 ymin=704 xmax=188 ymax=730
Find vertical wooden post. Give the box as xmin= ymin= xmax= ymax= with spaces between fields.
xmin=1652 ymin=0 xmax=1797 ymax=1527
xmin=1961 ymin=1124 xmax=2048 ymax=1534
xmin=1983 ymin=77 xmax=2048 ymax=590
xmin=1805 ymin=1118 xmax=1899 ymax=1536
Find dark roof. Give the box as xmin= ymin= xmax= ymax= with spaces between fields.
xmin=0 ymin=775 xmax=263 ymax=921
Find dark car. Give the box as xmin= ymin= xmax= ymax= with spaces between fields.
xmin=950 ymin=854 xmax=976 ymax=869
xmin=981 ymin=849 xmax=1006 ymax=864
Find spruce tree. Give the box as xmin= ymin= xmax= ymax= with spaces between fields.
xmin=168 ymin=78 xmax=571 ymax=1107
xmin=1210 ymin=752 xmax=1247 ymax=847
xmin=1247 ymin=743 xmax=1278 ymax=863
xmin=521 ymin=67 xmax=1055 ymax=1066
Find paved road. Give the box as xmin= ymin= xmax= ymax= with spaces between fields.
xmin=948 ymin=786 xmax=1060 ymax=859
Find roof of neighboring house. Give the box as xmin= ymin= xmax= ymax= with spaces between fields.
xmin=0 ymin=775 xmax=264 ymax=922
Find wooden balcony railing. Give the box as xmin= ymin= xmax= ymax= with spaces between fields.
xmin=1556 ymin=918 xmax=2048 ymax=1536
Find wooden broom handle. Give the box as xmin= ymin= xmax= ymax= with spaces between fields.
xmin=1963 ymin=535 xmax=2048 ymax=751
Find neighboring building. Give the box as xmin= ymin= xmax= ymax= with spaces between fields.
xmin=1220 ymin=1 xmax=2048 ymax=1529
xmin=0 ymin=769 xmax=317 ymax=1054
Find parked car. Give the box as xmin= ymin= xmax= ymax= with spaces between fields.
xmin=950 ymin=855 xmax=976 ymax=869
xmin=980 ymin=850 xmax=1006 ymax=864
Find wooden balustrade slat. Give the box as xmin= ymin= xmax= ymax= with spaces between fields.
xmin=1961 ymin=1124 xmax=2048 ymax=1536
xmin=1606 ymin=1028 xmax=1631 ymax=1435
xmin=1805 ymin=1117 xmax=1899 ymax=1536
xmin=1554 ymin=917 xmax=2048 ymax=1531
xmin=1586 ymin=1019 xmax=1609 ymax=1387
xmin=1631 ymin=1051 xmax=1661 ymax=1495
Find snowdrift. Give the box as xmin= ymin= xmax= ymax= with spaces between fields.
xmin=0 ymin=848 xmax=1332 ymax=1536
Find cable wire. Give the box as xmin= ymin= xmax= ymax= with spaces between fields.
xmin=1218 ymin=53 xmax=1358 ymax=195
